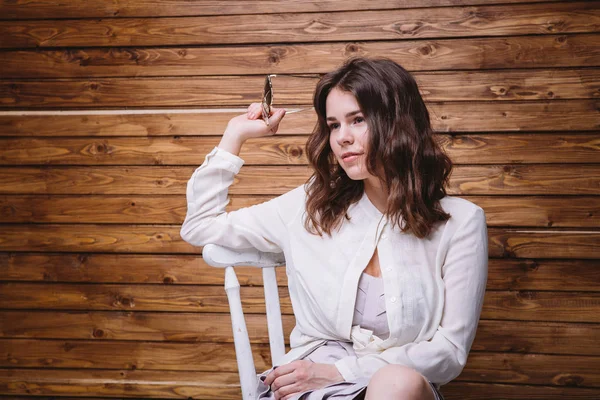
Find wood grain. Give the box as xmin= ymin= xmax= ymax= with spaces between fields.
xmin=2 ymin=34 xmax=598 ymax=78
xmin=1 ymin=101 xmax=597 ymax=136
xmin=0 ymin=224 xmax=200 ymax=253
xmin=0 ymin=253 xmax=283 ymax=286
xmin=1 ymin=339 xmax=599 ymax=387
xmin=487 ymin=228 xmax=600 ymax=259
xmin=0 ymin=368 xmax=243 ymax=399
xmin=0 ymin=338 xmax=273 ymax=372
xmin=471 ymin=320 xmax=600 ymax=356
xmin=2 ymin=310 xmax=599 ymax=356
xmin=3 ymin=254 xmax=598 ymax=292
xmin=1 ymin=164 xmax=598 ymax=195
xmin=0 ymin=310 xmax=295 ymax=343
xmin=0 ymin=133 xmax=598 ymax=165
xmin=482 ymin=291 xmax=600 ymax=323
xmin=0 ymin=224 xmax=597 ymax=258
xmin=442 ymin=382 xmax=600 ymax=400
xmin=2 ymin=194 xmax=598 ymax=227
xmin=2 ymin=3 xmax=597 ymax=49
xmin=1 ymin=69 xmax=598 ymax=108
xmin=2 ymin=282 xmax=600 ymax=322
xmin=1 ymin=320 xmax=599 ymax=357
xmin=0 ymin=368 xmax=600 ymax=399
xmin=0 ymin=0 xmax=565 ymax=19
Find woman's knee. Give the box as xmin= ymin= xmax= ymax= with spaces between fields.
xmin=365 ymin=365 xmax=434 ymax=400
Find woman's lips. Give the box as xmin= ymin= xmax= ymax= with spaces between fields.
xmin=342 ymin=153 xmax=362 ymax=163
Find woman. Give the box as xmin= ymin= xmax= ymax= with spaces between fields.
xmin=181 ymin=57 xmax=488 ymax=400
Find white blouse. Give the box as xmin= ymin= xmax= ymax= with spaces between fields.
xmin=181 ymin=146 xmax=488 ymax=386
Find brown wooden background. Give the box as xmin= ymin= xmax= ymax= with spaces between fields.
xmin=0 ymin=1 xmax=599 ymax=399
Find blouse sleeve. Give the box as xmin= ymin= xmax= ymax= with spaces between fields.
xmin=180 ymin=146 xmax=300 ymax=253
xmin=334 ymin=207 xmax=488 ymax=385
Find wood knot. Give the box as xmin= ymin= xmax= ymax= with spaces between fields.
xmin=555 ymin=36 xmax=567 ymax=44
xmin=345 ymin=43 xmax=361 ymax=55
xmin=163 ymin=276 xmax=175 ymax=284
xmin=92 ymin=328 xmax=105 ymax=338
xmin=305 ymin=20 xmax=336 ymax=34
xmin=289 ymin=146 xmax=303 ymax=158
xmin=267 ymin=47 xmax=286 ymax=65
xmin=63 ymin=342 xmax=75 ymax=352
xmin=119 ymin=296 xmax=135 ymax=307
xmin=554 ymin=373 xmax=585 ymax=387
xmin=89 ymin=82 xmax=100 ymax=90
xmin=418 ymin=45 xmax=432 ymax=56
xmin=178 ymin=49 xmax=187 ymax=57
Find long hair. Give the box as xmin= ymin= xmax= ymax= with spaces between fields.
xmin=304 ymin=57 xmax=452 ymax=239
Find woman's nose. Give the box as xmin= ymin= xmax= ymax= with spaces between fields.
xmin=336 ymin=125 xmax=354 ymax=145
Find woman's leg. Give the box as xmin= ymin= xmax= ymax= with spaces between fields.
xmin=364 ymin=365 xmax=436 ymax=400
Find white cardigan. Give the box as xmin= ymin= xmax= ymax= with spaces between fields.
xmin=181 ymin=147 xmax=488 ymax=386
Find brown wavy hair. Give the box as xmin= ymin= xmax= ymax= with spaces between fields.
xmin=304 ymin=57 xmax=452 ymax=239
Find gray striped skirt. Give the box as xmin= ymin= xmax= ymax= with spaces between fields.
xmin=257 ymin=340 xmax=444 ymax=399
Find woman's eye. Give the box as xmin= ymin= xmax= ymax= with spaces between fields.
xmin=354 ymin=116 xmax=365 ymax=124
xmin=328 ymin=123 xmax=339 ymax=130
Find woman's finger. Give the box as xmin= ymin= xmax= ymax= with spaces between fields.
xmin=263 ymin=363 xmax=294 ymax=386
xmin=267 ymin=108 xmax=286 ymax=134
xmin=247 ymin=103 xmax=262 ymax=119
xmin=271 ymin=373 xmax=297 ymax=397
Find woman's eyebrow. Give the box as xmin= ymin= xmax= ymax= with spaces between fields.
xmin=326 ymin=110 xmax=361 ymax=121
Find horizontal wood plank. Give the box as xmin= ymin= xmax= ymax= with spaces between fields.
xmin=1 ymin=101 xmax=597 ymax=136
xmin=1 ymin=194 xmax=598 ymax=227
xmin=442 ymin=381 xmax=600 ymax=399
xmin=463 ymin=352 xmax=600 ymax=387
xmin=1 ymin=339 xmax=599 ymax=388
xmin=2 ymin=34 xmax=598 ymax=78
xmin=1 ymin=310 xmax=599 ymax=356
xmin=1 ymin=70 xmax=598 ymax=108
xmin=0 ymin=310 xmax=296 ymax=343
xmin=1 ymin=165 xmax=598 ymax=195
xmin=471 ymin=320 xmax=600 ymax=356
xmin=0 ymin=133 xmax=598 ymax=165
xmin=0 ymin=164 xmax=600 ymax=195
xmin=0 ymin=0 xmax=564 ymax=19
xmin=482 ymin=291 xmax=600 ymax=323
xmin=0 ymin=224 xmax=597 ymax=258
xmin=2 ymin=254 xmax=598 ymax=292
xmin=0 ymin=368 xmax=242 ymax=399
xmin=0 ymin=338 xmax=272 ymax=372
xmin=0 ymin=368 xmax=600 ymax=399
xmin=1 ymin=282 xmax=600 ymax=322
xmin=0 ymin=224 xmax=200 ymax=253
xmin=487 ymin=228 xmax=600 ymax=259
xmin=1 ymin=3 xmax=598 ymax=49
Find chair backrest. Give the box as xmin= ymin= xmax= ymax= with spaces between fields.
xmin=202 ymin=244 xmax=286 ymax=400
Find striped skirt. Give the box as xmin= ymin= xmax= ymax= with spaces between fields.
xmin=257 ymin=340 xmax=445 ymax=399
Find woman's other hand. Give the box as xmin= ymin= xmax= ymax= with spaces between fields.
xmin=218 ymin=103 xmax=286 ymax=155
xmin=263 ymin=360 xmax=344 ymax=400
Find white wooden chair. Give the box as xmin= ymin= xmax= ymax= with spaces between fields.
xmin=202 ymin=243 xmax=287 ymax=400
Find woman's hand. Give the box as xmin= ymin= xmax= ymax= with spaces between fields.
xmin=263 ymin=360 xmax=344 ymax=400
xmin=218 ymin=103 xmax=286 ymax=155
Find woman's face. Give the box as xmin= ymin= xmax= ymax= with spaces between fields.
xmin=326 ymin=88 xmax=378 ymax=183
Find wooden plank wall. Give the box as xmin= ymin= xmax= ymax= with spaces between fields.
xmin=0 ymin=0 xmax=599 ymax=399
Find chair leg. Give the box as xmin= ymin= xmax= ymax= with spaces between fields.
xmin=263 ymin=267 xmax=285 ymax=366
xmin=225 ymin=266 xmax=257 ymax=400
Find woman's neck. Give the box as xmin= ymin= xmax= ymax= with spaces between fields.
xmin=364 ymin=177 xmax=388 ymax=214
